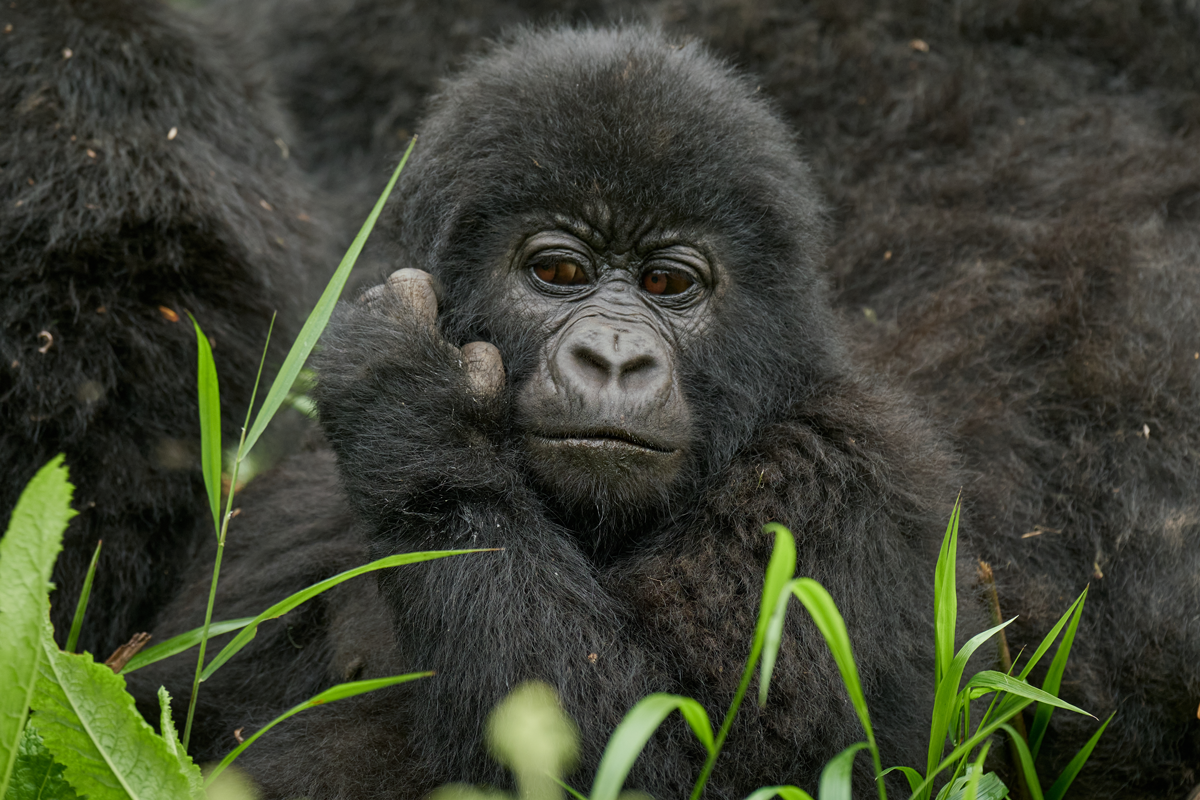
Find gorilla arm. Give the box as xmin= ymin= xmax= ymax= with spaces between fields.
xmin=314 ymin=270 xmax=687 ymax=791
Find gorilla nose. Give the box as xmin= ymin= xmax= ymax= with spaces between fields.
xmin=555 ymin=318 xmax=671 ymax=399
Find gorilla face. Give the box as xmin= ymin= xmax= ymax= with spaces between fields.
xmin=381 ymin=28 xmax=840 ymax=520
xmin=511 ymin=224 xmax=712 ymax=507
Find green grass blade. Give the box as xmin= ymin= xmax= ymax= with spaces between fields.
xmin=1043 ymin=712 xmax=1113 ymax=800
xmin=552 ymin=775 xmax=589 ymax=800
xmin=789 ymin=580 xmax=878 ymax=762
xmin=1028 ymin=589 xmax=1088 ymax=759
xmin=64 ymin=539 xmax=102 ymax=654
xmin=204 ymin=672 xmax=431 ymax=786
xmin=744 ymin=786 xmax=817 ymax=800
xmin=241 ymin=137 xmax=416 ymax=456
xmin=1016 ymin=589 xmax=1087 ymax=682
xmin=818 ymin=742 xmax=868 ymax=800
xmin=188 ymin=315 xmax=222 ymax=534
xmin=201 ymin=548 xmax=485 ymax=680
xmin=910 ymin=697 xmax=1034 ymax=799
xmin=997 ymin=724 xmax=1044 ymax=800
xmin=757 ymin=523 xmax=797 ymax=707
xmin=880 ymin=766 xmax=924 ymax=794
xmin=120 ymin=617 xmax=255 ymax=674
xmin=0 ymin=456 xmax=75 ymax=799
xmin=591 ymin=694 xmax=715 ymax=800
xmin=934 ymin=498 xmax=962 ymax=688
xmin=925 ymin=619 xmax=1014 ymax=780
xmin=963 ymin=671 xmax=1091 ymax=717
xmin=960 ymin=744 xmax=992 ymax=800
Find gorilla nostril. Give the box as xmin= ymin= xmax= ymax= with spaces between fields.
xmin=571 ymin=345 xmax=614 ymax=381
xmin=618 ymin=354 xmax=659 ymax=388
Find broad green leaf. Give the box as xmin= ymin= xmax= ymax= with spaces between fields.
xmin=934 ymin=498 xmax=961 ymax=688
xmin=757 ymin=524 xmax=797 ymax=707
xmin=158 ymin=688 xmax=203 ymax=799
xmin=64 ymin=539 xmax=101 ymax=654
xmin=121 ymin=616 xmax=254 ymax=674
xmin=188 ymin=314 xmax=222 ymax=533
xmin=817 ymin=742 xmax=867 ymax=800
xmin=789 ymin=580 xmax=876 ymax=753
xmin=996 ymin=724 xmax=1043 ymax=800
xmin=241 ymin=137 xmax=416 ymax=456
xmin=0 ymin=456 xmax=75 ymax=798
xmin=486 ymin=681 xmax=579 ymax=800
xmin=1028 ymin=589 xmax=1088 ymax=759
xmin=962 ymin=672 xmax=1090 ymax=718
xmin=32 ymin=624 xmax=200 ymax=800
xmin=201 ymin=549 xmax=485 ymax=680
xmin=1044 ymin=713 xmax=1113 ymax=800
xmin=205 ymin=672 xmax=431 ymax=785
xmin=591 ymin=694 xmax=715 ymax=800
xmin=3 ymin=727 xmax=79 ymax=800
xmin=926 ymin=619 xmax=1013 ymax=780
xmin=1016 ymin=589 xmax=1087 ymax=682
xmin=743 ymin=786 xmax=816 ymax=800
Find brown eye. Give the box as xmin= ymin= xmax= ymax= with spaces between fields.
xmin=642 ymin=269 xmax=694 ymax=296
xmin=532 ymin=261 xmax=589 ymax=286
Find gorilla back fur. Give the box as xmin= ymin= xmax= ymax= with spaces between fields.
xmin=0 ymin=0 xmax=332 ymax=654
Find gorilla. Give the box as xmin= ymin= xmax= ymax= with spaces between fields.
xmin=3 ymin=0 xmax=1200 ymax=799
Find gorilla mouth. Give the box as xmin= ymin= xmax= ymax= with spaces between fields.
xmin=531 ymin=429 xmax=678 ymax=454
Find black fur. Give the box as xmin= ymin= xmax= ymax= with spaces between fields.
xmin=5 ymin=0 xmax=1199 ymax=798
xmin=0 ymin=0 xmax=333 ymax=655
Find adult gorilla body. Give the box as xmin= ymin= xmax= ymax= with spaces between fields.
xmin=137 ymin=27 xmax=956 ymax=799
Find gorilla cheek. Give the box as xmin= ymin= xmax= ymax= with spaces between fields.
xmin=516 ymin=311 xmax=693 ymax=508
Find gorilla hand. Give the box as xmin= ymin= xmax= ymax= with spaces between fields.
xmin=359 ymin=268 xmax=505 ymax=398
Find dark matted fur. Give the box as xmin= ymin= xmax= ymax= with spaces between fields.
xmin=5 ymin=0 xmax=1199 ymax=798
xmin=0 ymin=0 xmax=333 ymax=655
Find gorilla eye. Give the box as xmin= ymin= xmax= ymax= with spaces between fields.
xmin=532 ymin=260 xmax=589 ymax=286
xmin=641 ymin=269 xmax=694 ymax=296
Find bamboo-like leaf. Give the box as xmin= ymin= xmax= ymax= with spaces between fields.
xmin=64 ymin=539 xmax=102 ymax=654
xmin=188 ymin=315 xmax=222 ymax=534
xmin=1028 ymin=589 xmax=1088 ymax=759
xmin=1044 ymin=713 xmax=1113 ymax=800
xmin=201 ymin=549 xmax=485 ymax=680
xmin=591 ymin=694 xmax=715 ymax=800
xmin=962 ymin=672 xmax=1090 ymax=717
xmin=0 ymin=456 xmax=75 ymax=799
xmin=241 ymin=137 xmax=416 ymax=456
xmin=1016 ymin=589 xmax=1087 ymax=682
xmin=744 ymin=785 xmax=816 ymax=800
xmin=790 ymin=580 xmax=876 ymax=755
xmin=925 ymin=619 xmax=1014 ymax=780
xmin=880 ymin=765 xmax=923 ymax=793
xmin=934 ymin=498 xmax=962 ymax=689
xmin=817 ymin=742 xmax=868 ymax=800
xmin=909 ymin=697 xmax=1034 ymax=799
xmin=120 ymin=616 xmax=254 ymax=674
xmin=204 ymin=673 xmax=431 ymax=786
xmin=757 ymin=523 xmax=797 ymax=707
xmin=997 ymin=723 xmax=1044 ymax=800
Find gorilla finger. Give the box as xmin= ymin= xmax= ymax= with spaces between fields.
xmin=461 ymin=341 xmax=505 ymax=397
xmin=385 ymin=268 xmax=441 ymax=328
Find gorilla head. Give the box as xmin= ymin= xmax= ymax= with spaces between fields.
xmin=369 ymin=27 xmax=842 ymax=522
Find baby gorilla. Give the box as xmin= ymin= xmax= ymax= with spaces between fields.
xmin=140 ymin=26 xmax=963 ymax=799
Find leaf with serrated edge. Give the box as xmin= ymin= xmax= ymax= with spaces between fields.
xmin=0 ymin=456 xmax=75 ymax=797
xmin=158 ymin=687 xmax=203 ymax=798
xmin=32 ymin=623 xmax=199 ymax=800
xmin=4 ymin=726 xmax=79 ymax=800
